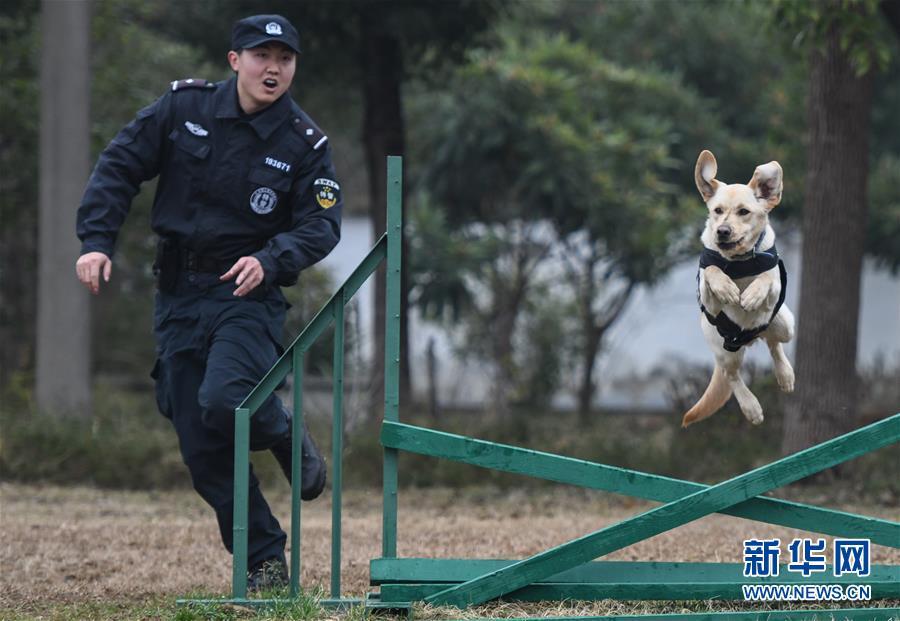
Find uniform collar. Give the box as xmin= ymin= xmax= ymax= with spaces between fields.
xmin=215 ymin=76 xmax=293 ymax=140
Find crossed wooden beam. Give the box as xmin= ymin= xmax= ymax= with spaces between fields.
xmin=380 ymin=413 xmax=900 ymax=608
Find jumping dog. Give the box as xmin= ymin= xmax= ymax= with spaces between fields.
xmin=682 ymin=150 xmax=795 ymax=427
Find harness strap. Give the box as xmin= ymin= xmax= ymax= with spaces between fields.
xmin=699 ymin=238 xmax=779 ymax=279
xmin=700 ymin=260 xmax=787 ymax=352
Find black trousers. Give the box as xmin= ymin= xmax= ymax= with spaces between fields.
xmin=152 ymin=272 xmax=291 ymax=569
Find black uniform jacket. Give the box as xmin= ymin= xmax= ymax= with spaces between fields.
xmin=77 ymin=76 xmax=342 ymax=287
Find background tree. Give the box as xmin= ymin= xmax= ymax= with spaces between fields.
xmin=550 ymin=0 xmax=808 ymax=206
xmin=36 ymin=0 xmax=92 ymax=417
xmin=0 ymin=0 xmax=40 ymax=390
xmin=776 ymin=0 xmax=896 ymax=454
xmin=410 ymin=31 xmax=718 ymax=415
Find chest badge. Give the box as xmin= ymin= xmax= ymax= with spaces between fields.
xmin=313 ymin=178 xmax=340 ymax=209
xmin=184 ymin=121 xmax=209 ymax=137
xmin=250 ymin=187 xmax=277 ymax=214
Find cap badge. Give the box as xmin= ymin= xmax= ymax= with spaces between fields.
xmin=265 ymin=22 xmax=283 ymax=36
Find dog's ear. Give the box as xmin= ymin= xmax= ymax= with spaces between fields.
xmin=748 ymin=161 xmax=783 ymax=210
xmin=695 ymin=150 xmax=719 ymax=202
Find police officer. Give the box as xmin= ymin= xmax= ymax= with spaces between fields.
xmin=75 ymin=14 xmax=338 ymax=590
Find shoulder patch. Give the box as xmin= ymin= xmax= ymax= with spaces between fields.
xmin=171 ymin=78 xmax=216 ymax=92
xmin=292 ymin=117 xmax=328 ymax=150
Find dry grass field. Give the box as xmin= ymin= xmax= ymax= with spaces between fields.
xmin=1 ymin=482 xmax=898 ymax=620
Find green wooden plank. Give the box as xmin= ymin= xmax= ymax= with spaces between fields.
xmin=380 ymin=580 xmax=900 ymax=603
xmin=371 ymin=559 xmax=900 ymax=586
xmin=381 ymin=421 xmax=900 ymax=548
xmin=383 ymin=155 xmax=403 ymax=559
xmin=231 ymin=407 xmax=250 ymax=600
xmin=331 ymin=295 xmax=345 ymax=598
xmin=289 ymin=349 xmax=304 ymax=598
xmin=425 ymin=415 xmax=900 ymax=607
xmin=432 ymin=609 xmax=900 ymax=621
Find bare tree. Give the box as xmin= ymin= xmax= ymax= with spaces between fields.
xmin=36 ymin=0 xmax=92 ymax=417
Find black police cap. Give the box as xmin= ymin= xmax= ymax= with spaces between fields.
xmin=231 ymin=14 xmax=301 ymax=54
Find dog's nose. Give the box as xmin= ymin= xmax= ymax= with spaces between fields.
xmin=716 ymin=225 xmax=732 ymax=238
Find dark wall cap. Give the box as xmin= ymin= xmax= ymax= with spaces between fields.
xmin=232 ymin=14 xmax=300 ymax=54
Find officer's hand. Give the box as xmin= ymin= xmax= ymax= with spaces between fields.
xmin=75 ymin=252 xmax=112 ymax=295
xmin=221 ymin=256 xmax=265 ymax=297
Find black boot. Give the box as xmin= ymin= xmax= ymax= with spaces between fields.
xmin=247 ymin=556 xmax=288 ymax=593
xmin=270 ymin=419 xmax=327 ymax=500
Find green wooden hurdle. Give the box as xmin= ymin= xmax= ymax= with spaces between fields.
xmin=372 ymin=414 xmax=899 ymax=616
xmin=183 ymin=156 xmax=899 ymax=620
xmin=381 ymin=415 xmax=899 ymax=608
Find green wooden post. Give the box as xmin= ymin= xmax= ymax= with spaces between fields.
xmin=382 ymin=155 xmax=402 ymax=558
xmin=232 ymin=407 xmax=251 ymax=599
xmin=290 ymin=347 xmax=304 ymax=597
xmin=331 ymin=293 xmax=345 ymax=598
xmin=380 ymin=421 xmax=899 ymax=547
xmin=426 ymin=414 xmax=900 ymax=607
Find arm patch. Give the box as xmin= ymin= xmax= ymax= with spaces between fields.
xmin=171 ymin=78 xmax=216 ymax=92
xmin=292 ymin=117 xmax=328 ymax=150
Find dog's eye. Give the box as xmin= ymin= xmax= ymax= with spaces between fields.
xmin=738 ymin=208 xmax=750 ymax=216
xmin=714 ymin=207 xmax=723 ymax=215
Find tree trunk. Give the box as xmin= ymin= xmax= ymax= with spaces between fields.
xmin=426 ymin=337 xmax=438 ymax=419
xmin=489 ymin=300 xmax=518 ymax=418
xmin=36 ymin=0 xmax=93 ymax=417
xmin=577 ymin=326 xmax=602 ymax=423
xmin=360 ymin=11 xmax=408 ymax=418
xmin=782 ymin=21 xmax=874 ymax=455
xmin=576 ymin=260 xmax=599 ymax=421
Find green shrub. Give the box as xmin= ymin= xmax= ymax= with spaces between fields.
xmin=2 ymin=375 xmax=896 ymax=505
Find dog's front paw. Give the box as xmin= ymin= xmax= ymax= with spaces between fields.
xmin=741 ymin=279 xmax=771 ymax=312
xmin=707 ymin=275 xmax=741 ymax=306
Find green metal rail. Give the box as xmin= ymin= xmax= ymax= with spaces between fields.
xmin=227 ymin=155 xmax=403 ymax=604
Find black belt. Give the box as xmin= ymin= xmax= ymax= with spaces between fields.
xmin=180 ymin=249 xmax=232 ymax=274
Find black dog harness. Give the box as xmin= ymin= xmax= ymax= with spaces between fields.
xmin=697 ymin=237 xmax=787 ymax=352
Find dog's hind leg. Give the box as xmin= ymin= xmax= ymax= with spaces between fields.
xmin=719 ymin=348 xmax=764 ymax=425
xmin=767 ymin=305 xmax=795 ymax=343
xmin=765 ymin=305 xmax=795 ymax=393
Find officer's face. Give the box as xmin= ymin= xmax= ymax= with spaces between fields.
xmin=228 ymin=43 xmax=296 ymax=114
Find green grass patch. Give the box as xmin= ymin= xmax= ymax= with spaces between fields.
xmin=2 ymin=588 xmax=333 ymax=621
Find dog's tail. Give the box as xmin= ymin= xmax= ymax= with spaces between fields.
xmin=682 ymin=364 xmax=732 ymax=427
